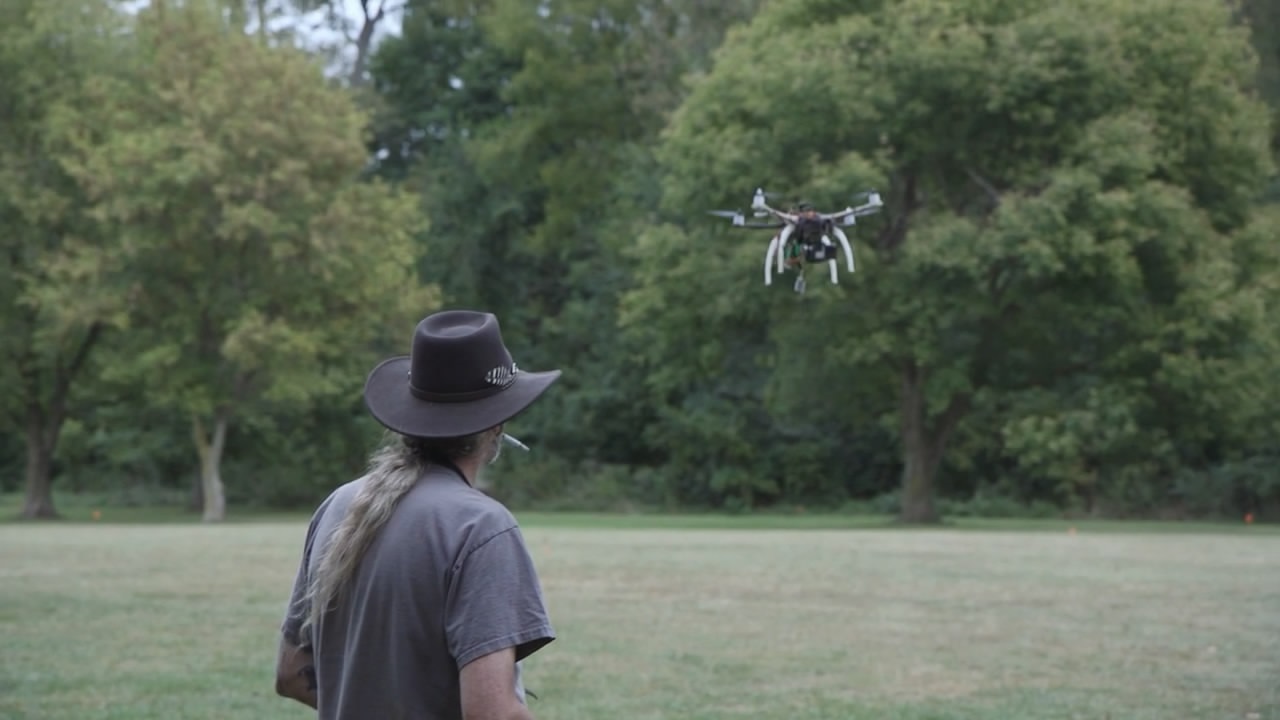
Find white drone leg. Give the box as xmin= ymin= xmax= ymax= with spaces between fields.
xmin=831 ymin=226 xmax=855 ymax=273
xmin=820 ymin=235 xmax=839 ymax=284
xmin=776 ymin=225 xmax=792 ymax=275
xmin=764 ymin=235 xmax=779 ymax=285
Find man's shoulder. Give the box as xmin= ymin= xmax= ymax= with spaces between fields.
xmin=311 ymin=477 xmax=363 ymax=521
xmin=405 ymin=468 xmax=519 ymax=534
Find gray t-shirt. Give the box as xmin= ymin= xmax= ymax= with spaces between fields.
xmin=281 ymin=464 xmax=555 ymax=720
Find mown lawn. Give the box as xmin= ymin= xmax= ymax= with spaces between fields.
xmin=1 ymin=515 xmax=1278 ymax=719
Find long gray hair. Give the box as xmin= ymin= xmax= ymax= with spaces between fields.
xmin=299 ymin=428 xmax=494 ymax=642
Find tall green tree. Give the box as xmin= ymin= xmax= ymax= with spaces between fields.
xmin=367 ymin=0 xmax=529 ymax=311
xmin=0 ymin=0 xmax=132 ymax=518
xmin=368 ymin=0 xmax=763 ymax=473
xmin=624 ymin=0 xmax=1275 ymax=522
xmin=1241 ymin=0 xmax=1280 ymax=200
xmin=58 ymin=0 xmax=436 ymax=521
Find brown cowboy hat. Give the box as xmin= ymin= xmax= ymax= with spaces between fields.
xmin=363 ymin=310 xmax=561 ymax=438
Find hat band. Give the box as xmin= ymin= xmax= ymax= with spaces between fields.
xmin=408 ymin=382 xmax=507 ymax=403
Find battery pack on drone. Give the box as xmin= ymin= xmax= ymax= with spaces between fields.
xmin=804 ymin=245 xmax=839 ymax=263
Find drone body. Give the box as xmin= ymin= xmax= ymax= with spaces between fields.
xmin=709 ymin=188 xmax=884 ymax=294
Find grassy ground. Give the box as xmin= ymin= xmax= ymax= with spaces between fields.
xmin=4 ymin=491 xmax=1276 ymax=534
xmin=2 ymin=516 xmax=1278 ymax=719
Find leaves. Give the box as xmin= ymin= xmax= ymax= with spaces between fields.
xmin=625 ymin=0 xmax=1278 ymax=512
xmin=47 ymin=1 xmax=436 ymax=473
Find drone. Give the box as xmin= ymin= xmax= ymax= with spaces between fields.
xmin=709 ymin=188 xmax=885 ymax=294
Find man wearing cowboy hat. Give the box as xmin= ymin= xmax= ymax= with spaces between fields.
xmin=274 ymin=310 xmax=561 ymax=719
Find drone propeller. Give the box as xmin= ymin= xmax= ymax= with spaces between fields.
xmin=707 ymin=210 xmax=743 ymax=218
xmin=850 ymin=190 xmax=884 ymax=206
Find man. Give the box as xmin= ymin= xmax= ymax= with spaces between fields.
xmin=275 ymin=309 xmax=561 ymax=719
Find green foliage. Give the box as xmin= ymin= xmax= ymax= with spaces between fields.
xmin=2 ymin=0 xmax=1278 ymax=521
xmin=624 ymin=0 xmax=1278 ymax=519
xmin=367 ymin=0 xmax=767 ymax=488
xmin=221 ymin=403 xmax=388 ymax=507
xmin=39 ymin=0 xmax=437 ymax=516
xmin=53 ymin=408 xmax=193 ymax=493
xmin=0 ymin=0 xmax=137 ymax=516
xmin=1241 ymin=0 xmax=1280 ymax=196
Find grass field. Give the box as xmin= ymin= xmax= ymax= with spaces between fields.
xmin=2 ymin=514 xmax=1278 ymax=719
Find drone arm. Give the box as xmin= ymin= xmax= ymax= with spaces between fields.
xmin=822 ymin=192 xmax=884 ymax=221
xmin=757 ymin=204 xmax=796 ymax=223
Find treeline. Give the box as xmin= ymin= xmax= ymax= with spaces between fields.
xmin=2 ymin=0 xmax=1278 ymax=523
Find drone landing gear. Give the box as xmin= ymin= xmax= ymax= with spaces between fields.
xmin=764 ymin=226 xmax=794 ymax=286
xmin=766 ymin=231 xmax=855 ymax=295
xmin=831 ymin=228 xmax=855 ymax=273
xmin=764 ymin=235 xmax=779 ymax=286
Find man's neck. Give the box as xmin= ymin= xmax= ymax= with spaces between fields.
xmin=452 ymin=456 xmax=484 ymax=486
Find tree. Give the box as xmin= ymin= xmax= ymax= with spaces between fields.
xmin=57 ymin=0 xmax=436 ymax=521
xmin=0 ymin=0 xmax=132 ymax=518
xmin=259 ymin=0 xmax=405 ymax=86
xmin=1241 ymin=0 xmax=1280 ymax=200
xmin=367 ymin=0 xmax=765 ymax=480
xmin=624 ymin=0 xmax=1275 ymax=522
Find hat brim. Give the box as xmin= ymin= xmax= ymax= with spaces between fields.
xmin=363 ymin=356 xmax=561 ymax=439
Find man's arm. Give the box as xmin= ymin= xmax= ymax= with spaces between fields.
xmin=460 ymin=646 xmax=534 ymax=720
xmin=275 ymin=635 xmax=318 ymax=709
xmin=276 ymin=497 xmax=333 ymax=709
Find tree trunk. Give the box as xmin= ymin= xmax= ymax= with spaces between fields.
xmin=21 ymin=410 xmax=58 ymax=519
xmin=897 ymin=361 xmax=968 ymax=525
xmin=192 ymin=413 xmax=229 ymax=522
xmin=254 ymin=0 xmax=268 ymax=42
xmin=14 ymin=319 xmax=101 ymax=521
xmin=348 ymin=0 xmax=390 ymax=88
xmin=187 ymin=471 xmax=204 ymax=513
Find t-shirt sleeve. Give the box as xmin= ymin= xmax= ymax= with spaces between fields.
xmin=445 ymin=524 xmax=555 ymax=670
xmin=280 ymin=503 xmax=327 ymax=649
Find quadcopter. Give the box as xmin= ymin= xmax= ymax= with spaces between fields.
xmin=709 ymin=188 xmax=884 ymax=294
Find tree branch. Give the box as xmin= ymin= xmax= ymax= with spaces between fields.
xmin=877 ymin=171 xmax=918 ymax=255
xmin=8 ymin=307 xmax=41 ymax=430
xmin=965 ymin=166 xmax=1001 ymax=208
xmin=61 ymin=321 xmax=104 ymax=384
xmin=41 ymin=321 xmax=105 ymax=450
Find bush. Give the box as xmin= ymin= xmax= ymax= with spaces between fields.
xmin=484 ymin=456 xmax=661 ymax=512
xmin=940 ymin=493 xmax=1060 ymax=519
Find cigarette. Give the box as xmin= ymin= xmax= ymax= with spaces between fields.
xmin=502 ymin=433 xmax=531 ymax=451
